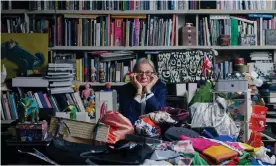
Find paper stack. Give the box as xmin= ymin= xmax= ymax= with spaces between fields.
xmin=45 ymin=63 xmax=75 ymax=94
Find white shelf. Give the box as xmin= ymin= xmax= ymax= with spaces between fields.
xmin=2 ymin=9 xmax=276 ymax=15
xmin=75 ymin=81 xmax=127 ymax=86
xmin=49 ymin=45 xmax=276 ymax=51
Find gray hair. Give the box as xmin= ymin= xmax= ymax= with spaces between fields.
xmin=133 ymin=58 xmax=157 ymax=73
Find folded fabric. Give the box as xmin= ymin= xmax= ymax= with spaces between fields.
xmin=225 ymin=156 xmax=240 ymax=165
xmin=238 ymin=142 xmax=254 ymax=152
xmin=179 ymin=135 xmax=219 ymax=152
xmin=151 ymin=140 xmax=195 ymax=166
xmin=134 ymin=117 xmax=161 ymax=137
xmin=192 ymin=151 xmax=209 ymax=165
xmin=164 ymin=127 xmax=200 ymax=141
xmin=225 ymin=141 xmax=243 ymax=151
xmin=202 ymin=145 xmax=238 ymax=164
xmin=147 ymin=111 xmax=177 ymax=124
xmin=199 ymin=153 xmax=216 ymax=165
xmin=160 ymin=107 xmax=189 ymax=121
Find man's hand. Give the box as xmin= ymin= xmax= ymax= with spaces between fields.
xmin=144 ymin=74 xmax=158 ymax=94
xmin=130 ymin=73 xmax=143 ymax=93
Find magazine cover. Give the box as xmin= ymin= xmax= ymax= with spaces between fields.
xmin=1 ymin=33 xmax=48 ymax=79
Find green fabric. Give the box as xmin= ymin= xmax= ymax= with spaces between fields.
xmin=192 ymin=151 xmax=209 ymax=165
xmin=238 ymin=151 xmax=252 ymax=165
xmin=188 ymin=81 xmax=213 ymax=107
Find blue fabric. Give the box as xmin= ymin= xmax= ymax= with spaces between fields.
xmin=119 ymin=80 xmax=166 ymax=124
xmin=214 ymin=135 xmax=236 ymax=142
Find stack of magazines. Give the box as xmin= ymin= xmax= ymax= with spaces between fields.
xmin=45 ymin=63 xmax=75 ymax=94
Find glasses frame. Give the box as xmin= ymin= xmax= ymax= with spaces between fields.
xmin=136 ymin=71 xmax=156 ymax=76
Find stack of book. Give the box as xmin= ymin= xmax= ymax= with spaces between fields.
xmin=45 ymin=63 xmax=75 ymax=94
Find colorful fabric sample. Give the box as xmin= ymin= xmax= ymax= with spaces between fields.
xmin=202 ymin=145 xmax=238 ymax=163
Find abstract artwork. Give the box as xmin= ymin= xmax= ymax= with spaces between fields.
xmin=157 ymin=50 xmax=215 ymax=83
xmin=1 ymin=33 xmax=48 ymax=79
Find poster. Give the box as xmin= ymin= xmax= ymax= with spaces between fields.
xmin=1 ymin=33 xmax=48 ymax=79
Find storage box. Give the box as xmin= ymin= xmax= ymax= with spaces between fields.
xmin=181 ymin=26 xmax=196 ymax=46
xmin=16 ymin=121 xmax=48 ymax=142
xmin=215 ymin=80 xmax=248 ymax=92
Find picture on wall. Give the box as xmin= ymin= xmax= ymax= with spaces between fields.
xmin=1 ymin=33 xmax=48 ymax=79
xmin=157 ymin=49 xmax=215 ymax=83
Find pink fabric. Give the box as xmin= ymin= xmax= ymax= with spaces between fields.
xmin=225 ymin=142 xmax=243 ymax=151
xmin=179 ymin=135 xmax=220 ymax=152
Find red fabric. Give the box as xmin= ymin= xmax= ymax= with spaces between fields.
xmin=100 ymin=111 xmax=134 ymax=144
xmin=226 ymin=156 xmax=240 ymax=165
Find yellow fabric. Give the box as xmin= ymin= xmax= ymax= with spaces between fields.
xmin=238 ymin=143 xmax=255 ymax=152
xmin=202 ymin=145 xmax=238 ymax=164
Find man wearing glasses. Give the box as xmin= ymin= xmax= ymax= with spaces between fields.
xmin=119 ymin=58 xmax=166 ymax=124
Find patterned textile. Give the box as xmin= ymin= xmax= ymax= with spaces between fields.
xmin=147 ymin=111 xmax=177 ymax=124
xmin=134 ymin=117 xmax=161 ymax=137
xmin=151 ymin=140 xmax=195 ymax=166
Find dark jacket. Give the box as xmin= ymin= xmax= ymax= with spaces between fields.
xmin=119 ymin=80 xmax=166 ymax=124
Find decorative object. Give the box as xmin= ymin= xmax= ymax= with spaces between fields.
xmin=91 ymin=67 xmax=97 ymax=82
xmin=17 ymin=96 xmax=40 ymax=123
xmin=63 ymin=105 xmax=77 ymax=120
xmin=1 ymin=33 xmax=48 ymax=79
xmin=99 ymin=66 xmax=105 ymax=83
xmin=105 ymin=83 xmax=112 ymax=91
xmin=219 ymin=35 xmax=230 ymax=46
xmin=81 ymin=82 xmax=92 ymax=100
xmin=181 ymin=23 xmax=196 ymax=46
xmin=73 ymin=82 xmax=80 ymax=92
xmin=157 ymin=50 xmax=215 ymax=83
xmin=85 ymin=100 xmax=96 ymax=117
xmin=16 ymin=120 xmax=48 ymax=142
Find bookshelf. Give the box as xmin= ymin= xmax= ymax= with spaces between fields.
xmin=1 ymin=0 xmax=276 ymax=85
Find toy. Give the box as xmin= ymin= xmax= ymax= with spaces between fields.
xmin=105 ymin=83 xmax=112 ymax=91
xmin=99 ymin=66 xmax=105 ymax=83
xmin=63 ymin=105 xmax=77 ymax=120
xmin=17 ymin=96 xmax=40 ymax=123
xmin=85 ymin=100 xmax=96 ymax=117
xmin=81 ymin=82 xmax=92 ymax=100
xmin=73 ymin=82 xmax=80 ymax=92
xmin=1 ymin=39 xmax=45 ymax=73
xmin=91 ymin=67 xmax=97 ymax=82
xmin=88 ymin=89 xmax=95 ymax=101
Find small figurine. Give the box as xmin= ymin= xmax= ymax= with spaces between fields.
xmin=99 ymin=66 xmax=105 ymax=83
xmin=73 ymin=82 xmax=80 ymax=92
xmin=91 ymin=67 xmax=97 ymax=82
xmin=105 ymin=83 xmax=112 ymax=91
xmin=85 ymin=100 xmax=96 ymax=117
xmin=17 ymin=96 xmax=40 ymax=123
xmin=88 ymin=89 xmax=95 ymax=101
xmin=63 ymin=105 xmax=77 ymax=120
xmin=81 ymin=82 xmax=92 ymax=100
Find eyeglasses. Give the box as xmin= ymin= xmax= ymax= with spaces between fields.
xmin=136 ymin=71 xmax=155 ymax=76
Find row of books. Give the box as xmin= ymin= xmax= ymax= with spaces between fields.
xmin=73 ymin=51 xmax=137 ymax=83
xmin=1 ymin=91 xmax=18 ymax=120
xmin=217 ymin=0 xmax=276 ymax=10
xmin=2 ymin=0 xmax=210 ymax=11
xmin=199 ymin=14 xmax=276 ymax=46
xmin=0 ymin=88 xmax=86 ymax=120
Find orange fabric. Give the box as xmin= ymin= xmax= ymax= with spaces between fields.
xmin=100 ymin=111 xmax=134 ymax=144
xmin=141 ymin=117 xmax=158 ymax=127
xmin=202 ymin=145 xmax=238 ymax=164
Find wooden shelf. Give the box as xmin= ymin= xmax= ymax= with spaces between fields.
xmin=2 ymin=9 xmax=276 ymax=15
xmin=49 ymin=45 xmax=276 ymax=51
xmin=75 ymin=81 xmax=127 ymax=86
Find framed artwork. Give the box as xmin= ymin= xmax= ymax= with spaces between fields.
xmin=1 ymin=33 xmax=48 ymax=79
xmin=157 ymin=49 xmax=215 ymax=83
